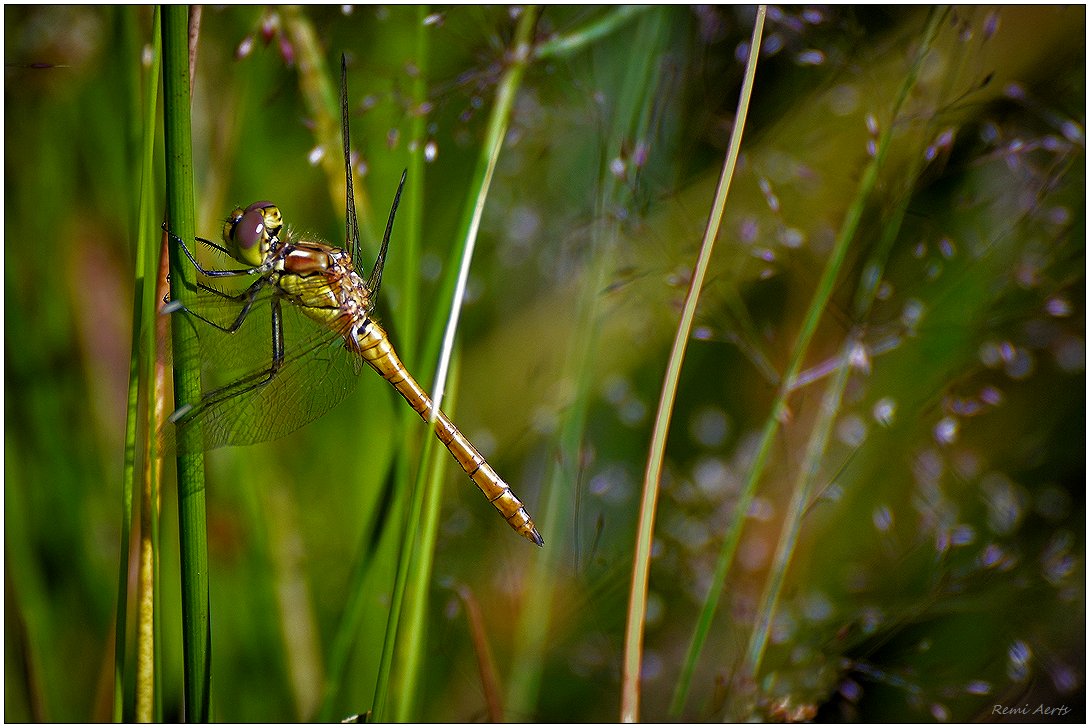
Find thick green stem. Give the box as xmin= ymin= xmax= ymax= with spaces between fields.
xmin=161 ymin=5 xmax=210 ymax=721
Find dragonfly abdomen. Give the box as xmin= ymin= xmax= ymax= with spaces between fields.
xmin=354 ymin=319 xmax=543 ymax=546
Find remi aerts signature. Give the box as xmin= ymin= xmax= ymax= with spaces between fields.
xmin=992 ymin=703 xmax=1073 ymax=717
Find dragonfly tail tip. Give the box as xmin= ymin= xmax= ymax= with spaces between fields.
xmin=529 ymin=528 xmax=544 ymax=547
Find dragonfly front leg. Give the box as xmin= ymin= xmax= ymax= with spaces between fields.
xmin=163 ymin=222 xmax=270 ymax=277
xmin=162 ymin=276 xmax=270 ymax=335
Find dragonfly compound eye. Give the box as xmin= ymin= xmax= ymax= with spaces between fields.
xmin=223 ymin=201 xmax=283 ymax=265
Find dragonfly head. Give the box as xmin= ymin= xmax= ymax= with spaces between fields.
xmin=224 ymin=201 xmax=283 ymax=266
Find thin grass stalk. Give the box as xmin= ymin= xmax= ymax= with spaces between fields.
xmin=457 ymin=584 xmax=505 ymax=722
xmin=161 ymin=5 xmax=210 ymax=721
xmin=743 ymin=348 xmax=850 ymax=678
xmin=388 ymin=9 xmax=433 ymax=719
xmin=743 ymin=91 xmax=938 ymax=681
xmin=370 ymin=9 xmax=541 ymax=721
xmin=532 ymin=5 xmax=649 ymax=61
xmin=394 ymin=355 xmax=458 ymax=722
xmin=669 ymin=7 xmax=947 ymax=718
xmin=134 ymin=9 xmax=164 ymax=722
xmin=370 ymin=430 xmax=435 ymax=722
xmin=620 ymin=7 xmax=766 ymax=722
xmin=148 ymin=247 xmax=172 ymax=724
xmin=114 ymin=6 xmax=160 ymax=719
xmin=506 ymin=8 xmax=672 ymax=715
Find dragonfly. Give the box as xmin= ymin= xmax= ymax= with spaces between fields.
xmin=162 ymin=56 xmax=542 ymax=547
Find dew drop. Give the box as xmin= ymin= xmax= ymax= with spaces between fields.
xmin=872 ymin=397 xmax=896 ymax=426
xmin=872 ymin=504 xmax=893 ymax=532
xmin=965 ymin=679 xmax=992 ymax=695
xmin=609 ymin=156 xmax=626 ymax=178
xmin=1007 ymin=640 xmax=1032 ymax=681
xmin=933 ymin=416 xmax=958 ymax=444
xmin=1061 ymin=120 xmax=1084 ymax=145
xmin=738 ymin=217 xmax=759 ymax=244
xmin=795 ymin=49 xmax=825 ymax=66
xmin=839 ymin=678 xmax=862 ymax=702
xmin=950 ymin=524 xmax=976 ymax=546
xmin=901 ymin=300 xmax=925 ymax=333
xmin=763 ymin=33 xmax=785 ymax=55
xmin=979 ymin=542 xmax=1005 ymax=568
xmin=1045 ymin=295 xmax=1072 ymax=317
xmin=1003 ymin=347 xmax=1034 ymax=380
xmin=779 ymin=227 xmax=805 ymax=248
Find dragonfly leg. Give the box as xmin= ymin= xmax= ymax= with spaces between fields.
xmin=170 ymin=296 xmax=287 ymax=426
xmin=164 ymin=276 xmax=270 ymax=334
xmin=163 ymin=222 xmax=269 ymax=277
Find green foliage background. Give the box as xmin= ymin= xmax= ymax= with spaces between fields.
xmin=4 ymin=5 xmax=1084 ymax=722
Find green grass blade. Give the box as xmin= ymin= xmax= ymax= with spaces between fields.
xmin=669 ymin=7 xmax=948 ymax=719
xmin=621 ymin=6 xmax=766 ymax=722
xmin=161 ymin=5 xmax=210 ymax=721
xmin=308 ymin=13 xmax=430 ymax=716
xmin=135 ymin=9 xmax=164 ymax=723
xmin=533 ymin=5 xmax=649 ymax=61
xmin=114 ymin=5 xmax=162 ymax=720
xmin=370 ymin=9 xmax=541 ymax=721
xmin=389 ymin=11 xmax=436 ymax=719
xmin=393 ymin=354 xmax=458 ymax=722
xmin=742 ymin=7 xmax=950 ymax=684
xmin=742 ymin=125 xmax=936 ymax=690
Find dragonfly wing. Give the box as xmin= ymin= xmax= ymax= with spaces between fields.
xmin=162 ymin=283 xmax=361 ymax=453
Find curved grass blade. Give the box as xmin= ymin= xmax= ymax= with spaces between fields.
xmin=621 ymin=6 xmax=765 ymax=722
xmin=668 ymin=7 xmax=949 ymax=719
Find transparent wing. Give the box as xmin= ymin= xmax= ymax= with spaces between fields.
xmin=161 ymin=272 xmax=363 ymax=453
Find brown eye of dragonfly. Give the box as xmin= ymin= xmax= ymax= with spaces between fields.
xmin=234 ymin=207 xmax=267 ymax=250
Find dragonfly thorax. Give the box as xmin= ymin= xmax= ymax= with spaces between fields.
xmin=224 ymin=200 xmax=283 ymax=266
